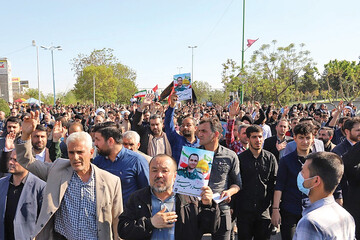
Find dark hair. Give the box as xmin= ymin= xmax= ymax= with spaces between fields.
xmin=188 ymin=153 xmax=199 ymax=161
xmin=246 ymin=125 xmax=263 ymax=138
xmin=55 ymin=116 xmax=68 ymax=128
xmin=293 ymin=123 xmax=314 ymax=136
xmin=94 ymin=126 xmax=122 ymax=144
xmin=149 ymin=114 xmax=162 ymax=121
xmin=343 ymin=117 xmax=360 ymax=132
xmin=6 ymin=116 xmax=22 ymax=126
xmin=69 ymin=122 xmax=84 ymax=132
xmin=306 ymin=152 xmax=344 ymax=193
xmin=299 ymin=117 xmax=314 ymax=124
xmin=150 ymin=154 xmax=177 ymax=170
xmin=319 ymin=127 xmax=334 ymax=137
xmin=276 ymin=119 xmax=289 ymax=126
xmin=92 ymin=122 xmax=120 ymax=132
xmin=35 ymin=124 xmax=47 ymax=132
xmin=199 ymin=117 xmax=223 ymax=136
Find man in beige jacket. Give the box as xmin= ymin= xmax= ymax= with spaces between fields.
xmin=15 ymin=111 xmax=123 ymax=240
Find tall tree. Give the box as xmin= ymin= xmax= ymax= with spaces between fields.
xmin=74 ymin=65 xmax=117 ymax=104
xmin=298 ymin=64 xmax=320 ymax=94
xmin=221 ymin=41 xmax=314 ymax=106
xmin=250 ymin=41 xmax=313 ymax=106
xmin=72 ymin=48 xmax=137 ymax=104
xmin=322 ymin=59 xmax=360 ymax=102
xmin=192 ymin=80 xmax=211 ymax=103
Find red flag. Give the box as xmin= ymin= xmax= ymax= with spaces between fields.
xmin=152 ymin=84 xmax=158 ymax=92
xmin=247 ymin=38 xmax=258 ymax=47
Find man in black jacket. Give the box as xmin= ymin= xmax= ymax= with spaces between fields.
xmin=118 ymin=154 xmax=220 ymax=240
xmin=263 ymin=119 xmax=292 ymax=162
xmin=235 ymin=125 xmax=278 ymax=240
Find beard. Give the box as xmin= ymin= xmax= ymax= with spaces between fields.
xmin=182 ymin=131 xmax=192 ymax=138
xmin=32 ymin=142 xmax=45 ymax=151
xmin=349 ymin=134 xmax=360 ymax=143
xmin=151 ymin=178 xmax=172 ymax=193
xmin=97 ymin=147 xmax=111 ymax=157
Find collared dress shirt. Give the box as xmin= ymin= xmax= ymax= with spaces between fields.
xmin=35 ymin=148 xmax=46 ymax=162
xmin=236 ymin=149 xmax=277 ymax=218
xmin=150 ymin=190 xmax=175 ymax=240
xmin=293 ymin=196 xmax=355 ymax=240
xmin=93 ymin=146 xmax=149 ymax=204
xmin=54 ymin=167 xmax=97 ymax=240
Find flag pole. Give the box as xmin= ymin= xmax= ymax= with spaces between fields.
xmin=239 ymin=0 xmax=246 ymax=104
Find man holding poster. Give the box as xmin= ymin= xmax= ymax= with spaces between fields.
xmin=173 ymin=73 xmax=192 ymax=101
xmin=118 ymin=154 xmax=220 ymax=240
xmin=197 ymin=117 xmax=242 ymax=240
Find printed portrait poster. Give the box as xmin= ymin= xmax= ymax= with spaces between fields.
xmin=173 ymin=146 xmax=214 ymax=197
xmin=173 ymin=73 xmax=192 ymax=101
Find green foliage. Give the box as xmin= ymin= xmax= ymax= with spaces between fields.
xmin=57 ymin=90 xmax=79 ymax=105
xmin=192 ymin=80 xmax=212 ymax=103
xmin=298 ymin=64 xmax=320 ymax=93
xmin=222 ymin=40 xmax=314 ymax=106
xmin=74 ymin=65 xmax=117 ymax=104
xmin=209 ymin=90 xmax=227 ymax=105
xmin=114 ymin=63 xmax=138 ymax=104
xmin=322 ymin=59 xmax=360 ymax=102
xmin=24 ymin=88 xmax=40 ymax=99
xmin=0 ymin=98 xmax=10 ymax=116
xmin=72 ymin=49 xmax=138 ymax=104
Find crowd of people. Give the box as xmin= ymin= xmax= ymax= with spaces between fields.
xmin=0 ymin=93 xmax=359 ymax=240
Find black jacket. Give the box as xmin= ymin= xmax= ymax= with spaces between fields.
xmin=118 ymin=186 xmax=220 ymax=240
xmin=263 ymin=135 xmax=293 ymax=162
xmin=132 ymin=110 xmax=152 ymax=154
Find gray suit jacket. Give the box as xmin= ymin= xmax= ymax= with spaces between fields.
xmin=0 ymin=173 xmax=46 ymax=240
xmin=15 ymin=140 xmax=123 ymax=240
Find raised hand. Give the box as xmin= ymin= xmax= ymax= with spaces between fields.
xmin=21 ymin=111 xmax=39 ymax=140
xmin=169 ymin=93 xmax=178 ymax=108
xmin=142 ymin=94 xmax=154 ymax=107
xmin=254 ymin=101 xmax=261 ymax=109
xmin=5 ymin=132 xmax=16 ymax=150
xmin=229 ymin=101 xmax=239 ymax=118
xmin=52 ymin=121 xmax=66 ymax=142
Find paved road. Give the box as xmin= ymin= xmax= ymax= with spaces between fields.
xmin=202 ymin=232 xmax=282 ymax=240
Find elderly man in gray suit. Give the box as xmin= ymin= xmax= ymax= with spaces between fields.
xmin=15 ymin=111 xmax=123 ymax=240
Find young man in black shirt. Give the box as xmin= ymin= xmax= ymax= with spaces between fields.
xmin=235 ymin=125 xmax=278 ymax=240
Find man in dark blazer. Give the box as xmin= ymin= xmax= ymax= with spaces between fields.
xmin=263 ymin=119 xmax=292 ymax=162
xmin=343 ymin=142 xmax=360 ymax=238
xmin=0 ymin=150 xmax=45 ymax=240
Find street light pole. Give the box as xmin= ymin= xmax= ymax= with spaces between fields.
xmin=177 ymin=67 xmax=183 ymax=74
xmin=188 ymin=46 xmax=197 ymax=82
xmin=32 ymin=40 xmax=41 ymax=104
xmin=41 ymin=45 xmax=62 ymax=106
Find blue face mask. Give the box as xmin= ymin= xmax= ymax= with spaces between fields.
xmin=297 ymin=172 xmax=316 ymax=196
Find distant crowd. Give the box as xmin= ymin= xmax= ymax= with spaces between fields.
xmin=0 ymin=94 xmax=359 ymax=240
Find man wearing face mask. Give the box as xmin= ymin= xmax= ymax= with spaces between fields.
xmin=271 ymin=123 xmax=315 ymax=240
xmin=293 ymin=152 xmax=355 ymax=239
